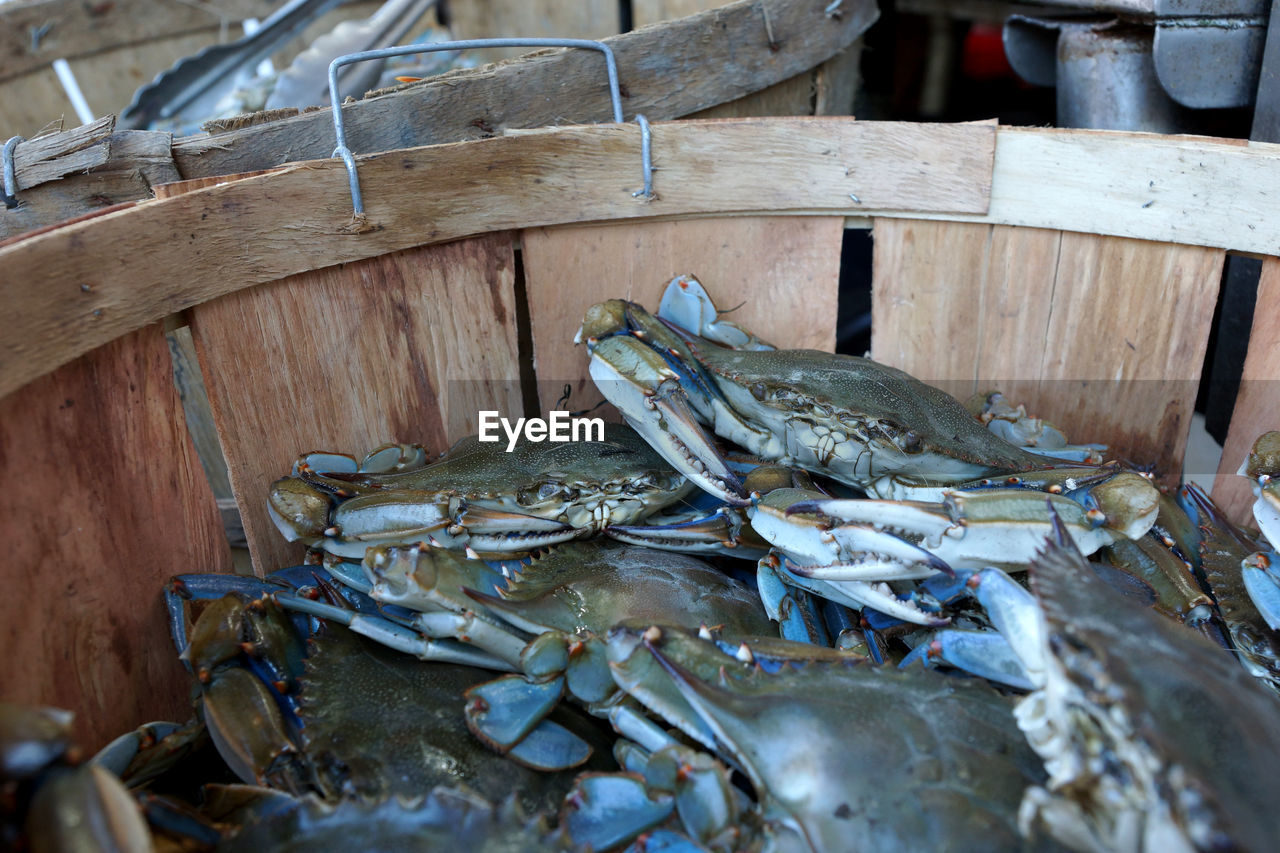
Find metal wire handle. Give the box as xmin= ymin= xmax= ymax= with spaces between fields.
xmin=3 ymin=136 xmax=26 ymax=209
xmin=329 ymin=38 xmax=651 ymax=216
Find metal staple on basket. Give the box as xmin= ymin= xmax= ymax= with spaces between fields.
xmin=3 ymin=135 xmax=26 ymax=209
xmin=326 ymin=38 xmax=654 ymax=216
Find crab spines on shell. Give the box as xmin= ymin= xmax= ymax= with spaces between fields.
xmin=1017 ymin=497 xmax=1280 ymax=853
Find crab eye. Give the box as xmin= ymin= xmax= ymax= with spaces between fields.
xmin=537 ymin=483 xmax=562 ymax=501
xmin=749 ymin=382 xmax=768 ymax=401
xmin=900 ymin=431 xmax=923 ymax=453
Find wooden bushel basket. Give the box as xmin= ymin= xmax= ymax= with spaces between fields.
xmin=1 ymin=113 xmax=1276 ymax=750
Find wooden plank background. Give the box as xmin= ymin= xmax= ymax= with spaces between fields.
xmin=0 ymin=325 xmax=231 ymax=749
xmin=1213 ymin=256 xmax=1280 ymax=521
xmin=169 ymin=0 xmax=876 ymax=178
xmin=0 ymin=119 xmax=995 ymax=400
xmin=522 ymin=216 xmax=846 ymax=415
xmin=871 ymin=218 xmax=1225 ymax=488
xmin=190 ymin=234 xmax=524 ymax=574
xmin=0 ymin=0 xmax=384 ymax=138
xmin=447 ymin=0 xmax=620 ymax=59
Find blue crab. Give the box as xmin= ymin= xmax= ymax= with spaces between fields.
xmin=578 ymin=276 xmax=1061 ymax=505
xmin=267 ymin=424 xmax=695 ymax=559
xmin=1241 ymin=431 xmax=1280 ymax=548
xmin=277 ymin=539 xmax=780 ymax=771
xmin=1 ymin=702 xmax=154 ymax=851
xmin=584 ymin=622 xmax=1053 ymax=852
xmin=740 ymin=462 xmax=1158 ymax=630
xmin=1235 ymin=431 xmax=1280 ymax=627
xmin=164 ymin=575 xmax=613 ymax=808
xmin=1183 ymin=484 xmax=1280 ymax=693
xmin=984 ymin=513 xmax=1280 ymax=851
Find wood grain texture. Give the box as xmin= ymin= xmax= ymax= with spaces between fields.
xmin=0 ymin=118 xmax=995 ymax=399
xmin=0 ymin=31 xmax=216 ymax=138
xmin=522 ymin=216 xmax=845 ymax=415
xmin=910 ymin=127 xmax=1280 ymax=257
xmin=0 ymin=324 xmax=231 ymax=749
xmin=0 ymin=0 xmax=274 ymax=80
xmin=446 ymin=0 xmax=620 ymax=58
xmin=10 ymin=115 xmax=113 ymax=189
xmin=632 ymin=0 xmax=725 ymax=25
xmin=190 ymin=235 xmax=523 ymax=573
xmin=170 ymin=0 xmax=878 ymax=178
xmin=689 ymin=69 xmax=817 ymax=120
xmin=813 ymin=42 xmax=862 ymax=116
xmin=2 ymin=130 xmax=178 ymax=240
xmin=1213 ymin=255 xmax=1280 ymax=523
xmin=871 ymin=219 xmax=1224 ymax=485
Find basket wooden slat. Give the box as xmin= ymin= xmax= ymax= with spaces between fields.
xmin=0 ymin=119 xmax=995 ymax=401
xmin=168 ymin=0 xmax=876 ymax=178
xmin=1 ymin=0 xmax=875 ymax=240
xmin=188 ymin=234 xmax=524 ymax=572
xmin=523 ymin=216 xmax=846 ymax=415
xmin=447 ymin=0 xmax=621 ymax=58
xmin=1214 ymin=257 xmax=1280 ymax=519
xmin=2 ymin=116 xmax=1277 ymax=744
xmin=872 ymin=219 xmax=1225 ymax=489
xmin=0 ymin=324 xmax=231 ymax=749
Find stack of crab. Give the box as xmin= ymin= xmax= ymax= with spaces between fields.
xmin=8 ymin=278 xmax=1280 ymax=852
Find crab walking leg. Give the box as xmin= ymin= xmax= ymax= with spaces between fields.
xmin=502 ymin=717 xmax=594 ymax=771
xmin=757 ymin=555 xmax=826 ymax=643
xmin=561 ymin=774 xmax=675 ymax=852
xmin=608 ymin=704 xmax=683 ymax=754
xmin=899 ymin=629 xmax=1037 ymax=691
xmin=1242 ymin=554 xmax=1280 ymax=631
xmin=464 ymin=675 xmax=565 ymax=750
xmin=276 ymin=594 xmax=518 ymax=671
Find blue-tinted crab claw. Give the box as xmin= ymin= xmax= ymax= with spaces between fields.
xmin=1242 ymin=553 xmax=1280 ymax=631
xmin=657 ymin=273 xmax=776 ymax=351
xmin=898 ymin=566 xmax=1047 ymax=689
xmin=777 ymin=559 xmax=949 ymax=627
xmin=607 ymin=504 xmax=768 ymax=559
xmin=586 ymin=334 xmax=747 ymax=505
xmin=786 ymin=486 xmax=1147 ymax=570
xmin=1240 ymin=431 xmax=1280 ymax=550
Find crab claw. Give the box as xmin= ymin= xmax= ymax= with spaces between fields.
xmin=1240 ymin=432 xmax=1280 ymax=550
xmin=587 ymin=334 xmax=747 ymax=505
xmin=656 ymin=274 xmax=777 ymax=351
xmin=267 ymin=477 xmax=333 ymax=543
xmin=789 ymin=488 xmax=1138 ymax=570
xmin=607 ymin=505 xmax=768 ymax=558
xmin=778 ymin=563 xmax=949 ymax=627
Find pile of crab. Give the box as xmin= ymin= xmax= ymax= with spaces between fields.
xmin=8 ymin=277 xmax=1280 ymax=852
